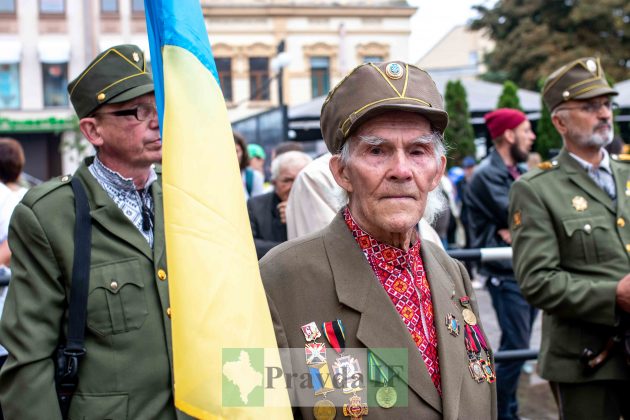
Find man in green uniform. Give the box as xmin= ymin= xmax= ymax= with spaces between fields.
xmin=509 ymin=57 xmax=630 ymax=419
xmin=0 ymin=45 xmax=190 ymax=419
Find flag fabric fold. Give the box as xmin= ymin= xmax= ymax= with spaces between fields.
xmin=144 ymin=1 xmax=292 ymax=417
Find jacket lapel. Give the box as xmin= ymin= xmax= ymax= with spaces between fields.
xmin=322 ymin=212 xmax=442 ymax=413
xmin=421 ymin=243 xmax=466 ymax=420
xmin=558 ymin=149 xmax=615 ymax=213
xmin=612 ymin=159 xmax=630 ymax=215
xmin=152 ymin=176 xmax=166 ymax=265
xmin=77 ymin=163 xmax=153 ymax=260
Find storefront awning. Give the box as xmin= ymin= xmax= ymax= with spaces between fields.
xmin=38 ymin=37 xmax=71 ymax=64
xmin=0 ymin=39 xmax=21 ymax=64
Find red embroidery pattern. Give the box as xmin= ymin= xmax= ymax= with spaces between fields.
xmin=344 ymin=208 xmax=442 ymax=394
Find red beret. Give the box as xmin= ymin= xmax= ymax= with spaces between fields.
xmin=484 ymin=108 xmax=527 ymax=140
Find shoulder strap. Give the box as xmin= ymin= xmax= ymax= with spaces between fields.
xmin=245 ymin=167 xmax=254 ymax=195
xmin=56 ymin=177 xmax=91 ymax=418
xmin=66 ymin=177 xmax=92 ymax=352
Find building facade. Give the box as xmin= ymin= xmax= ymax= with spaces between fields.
xmin=0 ymin=0 xmax=415 ymax=179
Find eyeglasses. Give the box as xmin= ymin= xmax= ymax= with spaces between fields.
xmin=556 ymin=100 xmax=619 ymax=114
xmin=95 ymin=103 xmax=157 ymax=121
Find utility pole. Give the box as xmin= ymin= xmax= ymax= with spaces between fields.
xmin=277 ymin=40 xmax=288 ymax=142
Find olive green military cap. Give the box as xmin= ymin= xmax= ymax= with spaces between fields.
xmin=67 ymin=44 xmax=154 ymax=118
xmin=320 ymin=61 xmax=448 ymax=154
xmin=542 ymin=57 xmax=618 ymax=112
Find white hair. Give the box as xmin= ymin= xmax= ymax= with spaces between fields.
xmin=270 ymin=150 xmax=312 ymax=180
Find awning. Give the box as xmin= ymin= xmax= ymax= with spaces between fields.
xmin=0 ymin=39 xmax=21 ymax=64
xmin=38 ymin=37 xmax=71 ymax=64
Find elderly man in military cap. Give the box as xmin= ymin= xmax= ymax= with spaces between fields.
xmin=509 ymin=57 xmax=630 ymax=419
xmin=260 ymin=61 xmax=496 ymax=419
xmin=0 ymin=45 xmax=190 ymax=419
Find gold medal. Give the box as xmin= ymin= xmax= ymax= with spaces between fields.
xmin=462 ymin=308 xmax=477 ymax=325
xmin=376 ymin=385 xmax=397 ymax=408
xmin=572 ymin=196 xmax=588 ymax=212
xmin=343 ymin=394 xmax=368 ymax=418
xmin=313 ymin=398 xmax=336 ymax=420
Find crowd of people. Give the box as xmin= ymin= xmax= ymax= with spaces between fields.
xmin=0 ymin=43 xmax=628 ymax=420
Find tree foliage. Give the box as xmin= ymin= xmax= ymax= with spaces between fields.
xmin=471 ymin=0 xmax=630 ymax=90
xmin=497 ymin=80 xmax=522 ymax=110
xmin=444 ymin=80 xmax=475 ymax=167
xmin=534 ymin=103 xmax=562 ymax=160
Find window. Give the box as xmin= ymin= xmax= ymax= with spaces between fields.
xmin=0 ymin=63 xmax=19 ymax=109
xmin=131 ymin=0 xmax=144 ymax=13
xmin=40 ymin=0 xmax=64 ymax=14
xmin=101 ymin=0 xmax=118 ymax=14
xmin=42 ymin=63 xmax=68 ymax=107
xmin=363 ymin=56 xmax=383 ymax=63
xmin=215 ymin=57 xmax=233 ymax=102
xmin=249 ymin=57 xmax=269 ymax=101
xmin=0 ymin=0 xmax=15 ymax=13
xmin=310 ymin=56 xmax=330 ymax=98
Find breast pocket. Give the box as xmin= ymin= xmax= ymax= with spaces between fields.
xmin=87 ymin=258 xmax=148 ymax=336
xmin=562 ymin=215 xmax=614 ymax=264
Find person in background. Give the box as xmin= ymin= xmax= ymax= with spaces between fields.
xmin=457 ymin=155 xmax=477 ymax=276
xmin=466 ymin=108 xmax=537 ymax=420
xmin=271 ymin=141 xmax=304 ymax=160
xmin=247 ymin=143 xmax=266 ymax=176
xmin=525 ymin=152 xmax=541 ymax=171
xmin=510 ymin=57 xmax=630 ymax=420
xmin=234 ymin=132 xmax=264 ymax=199
xmin=247 ymin=151 xmax=312 ymax=258
xmin=0 ymin=138 xmax=27 ymax=267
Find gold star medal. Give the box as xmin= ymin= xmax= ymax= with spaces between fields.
xmin=572 ymin=196 xmax=588 ymax=212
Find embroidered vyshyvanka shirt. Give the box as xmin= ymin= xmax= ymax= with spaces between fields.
xmin=344 ymin=208 xmax=442 ymax=394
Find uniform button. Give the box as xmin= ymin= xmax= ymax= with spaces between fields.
xmin=110 ymin=281 xmax=118 ymax=290
xmin=61 ymin=175 xmax=69 ymax=182
xmin=618 ymin=218 xmax=625 ymax=227
xmin=157 ymin=269 xmax=167 ymax=281
xmin=166 ymin=307 xmax=172 ymax=318
xmin=626 ymin=244 xmax=630 ymax=253
xmin=583 ymin=224 xmax=592 ymax=234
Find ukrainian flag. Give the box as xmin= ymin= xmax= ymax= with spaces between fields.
xmin=144 ymin=1 xmax=292 ymax=417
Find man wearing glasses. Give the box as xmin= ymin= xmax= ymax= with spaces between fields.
xmin=0 ymin=45 xmax=191 ymax=419
xmin=509 ymin=57 xmax=630 ymax=419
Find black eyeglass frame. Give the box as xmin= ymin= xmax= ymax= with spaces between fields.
xmin=93 ymin=103 xmax=157 ymax=121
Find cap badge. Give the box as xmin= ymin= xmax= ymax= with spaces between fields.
xmin=586 ymin=59 xmax=597 ymax=73
xmin=132 ymin=52 xmax=140 ymax=62
xmin=97 ymin=92 xmax=106 ymax=102
xmin=562 ymin=90 xmax=570 ymax=100
xmin=572 ymin=196 xmax=588 ymax=212
xmin=385 ymin=63 xmax=404 ymax=80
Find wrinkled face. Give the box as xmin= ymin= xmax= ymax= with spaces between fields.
xmin=555 ymin=95 xmax=614 ymax=149
xmin=92 ymin=93 xmax=161 ymax=170
xmin=331 ymin=111 xmax=445 ymax=240
xmin=273 ymin=161 xmax=309 ymax=202
xmin=509 ymin=119 xmax=536 ymax=163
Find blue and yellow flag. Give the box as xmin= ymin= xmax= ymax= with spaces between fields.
xmin=144 ymin=1 xmax=292 ymax=417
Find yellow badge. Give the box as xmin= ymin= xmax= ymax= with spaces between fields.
xmin=538 ymin=161 xmax=552 ymax=170
xmin=572 ymin=196 xmax=588 ymax=212
xmin=513 ymin=210 xmax=522 ymax=228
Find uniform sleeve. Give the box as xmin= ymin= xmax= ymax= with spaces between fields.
xmin=509 ymin=180 xmax=618 ymax=326
xmin=0 ymin=203 xmax=65 ymax=419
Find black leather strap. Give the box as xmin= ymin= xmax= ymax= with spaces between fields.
xmin=67 ymin=177 xmax=92 ymax=353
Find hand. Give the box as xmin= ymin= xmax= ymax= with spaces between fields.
xmin=277 ymin=201 xmax=288 ymax=225
xmin=617 ymin=273 xmax=630 ymax=313
xmin=497 ymin=228 xmax=512 ymax=245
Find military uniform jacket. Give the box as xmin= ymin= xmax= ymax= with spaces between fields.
xmin=0 ymin=159 xmax=190 ymax=419
xmin=509 ymin=148 xmax=630 ymax=383
xmin=260 ymin=211 xmax=497 ymax=420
